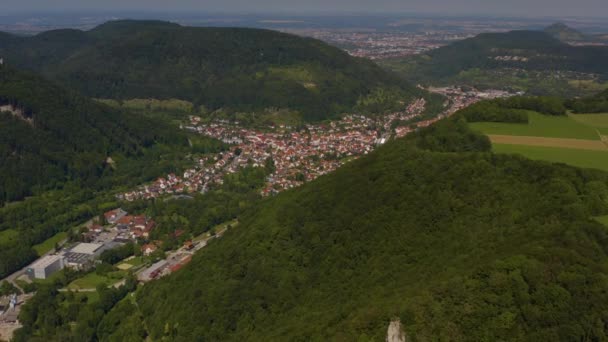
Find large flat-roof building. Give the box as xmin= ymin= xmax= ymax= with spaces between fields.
xmin=26 ymin=255 xmax=65 ymax=279
xmin=69 ymin=243 xmax=105 ymax=255
xmin=64 ymin=243 xmax=109 ymax=270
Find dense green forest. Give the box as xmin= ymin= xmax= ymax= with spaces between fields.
xmin=380 ymin=30 xmax=608 ymax=97
xmin=0 ymin=65 xmax=187 ymax=204
xmin=567 ymin=88 xmax=608 ymax=113
xmin=14 ymin=115 xmax=599 ymax=341
xmin=0 ymin=20 xmax=430 ymax=121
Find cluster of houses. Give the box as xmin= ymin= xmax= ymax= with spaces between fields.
xmin=493 ymin=55 xmax=530 ymax=62
xmin=117 ymin=90 xmax=520 ymax=202
xmin=120 ymin=113 xmax=386 ymax=200
xmin=102 ymin=209 xmax=156 ymax=241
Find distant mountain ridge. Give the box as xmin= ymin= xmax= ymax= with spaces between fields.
xmin=544 ymin=23 xmax=588 ymax=42
xmin=0 ymin=20 xmax=425 ymax=121
xmin=381 ymin=29 xmax=608 ymax=96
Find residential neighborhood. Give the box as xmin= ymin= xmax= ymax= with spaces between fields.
xmin=119 ymin=87 xmax=518 ymax=201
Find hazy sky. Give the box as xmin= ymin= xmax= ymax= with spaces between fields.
xmin=1 ymin=0 xmax=607 ymax=18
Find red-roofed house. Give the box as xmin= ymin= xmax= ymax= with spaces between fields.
xmin=104 ymin=208 xmax=127 ymax=225
xmin=141 ymin=243 xmax=158 ymax=256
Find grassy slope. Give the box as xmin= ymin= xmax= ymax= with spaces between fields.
xmin=471 ymin=111 xmax=608 ymax=171
xmin=493 ymin=144 xmax=608 ymax=171
xmin=469 ymin=112 xmax=600 ymax=140
xmin=570 ymin=113 xmax=608 ymax=135
xmin=68 ymin=271 xmax=126 ymax=290
xmin=32 ymin=232 xmax=67 ymax=256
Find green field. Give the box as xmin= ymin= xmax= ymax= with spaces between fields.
xmin=33 ymin=231 xmax=68 ymax=256
xmin=469 ymin=112 xmax=601 ymax=140
xmin=569 ymin=113 xmax=608 ymax=135
xmin=68 ymin=273 xmax=108 ymax=290
xmin=570 ymin=113 xmax=608 ymax=127
xmin=493 ymin=144 xmax=608 ymax=171
xmin=118 ymin=256 xmax=146 ymax=268
xmin=67 ymin=270 xmax=127 ymax=290
xmin=470 ymin=112 xmax=608 ymax=171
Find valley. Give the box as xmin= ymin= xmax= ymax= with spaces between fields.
xmin=2 ymin=12 xmax=608 ymax=342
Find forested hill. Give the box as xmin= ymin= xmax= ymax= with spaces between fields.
xmin=382 ymin=30 xmax=608 ymax=89
xmin=567 ymin=88 xmax=608 ymax=113
xmin=544 ymin=23 xmax=587 ymax=42
xmin=0 ymin=65 xmax=181 ymax=204
xmin=123 ymin=117 xmax=608 ymax=341
xmin=0 ymin=20 xmax=424 ymax=121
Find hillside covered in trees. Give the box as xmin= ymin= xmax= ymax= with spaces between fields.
xmin=460 ymin=96 xmax=567 ymax=123
xmin=544 ymin=23 xmax=588 ymax=42
xmin=568 ymin=88 xmax=608 ymax=113
xmin=40 ymin=116 xmax=606 ymax=341
xmin=0 ymin=65 xmax=186 ymax=205
xmin=0 ymin=20 xmax=427 ymax=121
xmin=381 ymin=30 xmax=608 ymax=96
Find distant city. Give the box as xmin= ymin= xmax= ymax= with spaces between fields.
xmin=2 ymin=13 xmax=608 ymax=60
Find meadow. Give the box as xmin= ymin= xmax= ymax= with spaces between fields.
xmin=492 ymin=144 xmax=608 ymax=172
xmin=67 ymin=270 xmax=127 ymax=290
xmin=569 ymin=113 xmax=608 ymax=135
xmin=472 ymin=112 xmax=608 ymax=171
xmin=469 ymin=112 xmax=601 ymax=140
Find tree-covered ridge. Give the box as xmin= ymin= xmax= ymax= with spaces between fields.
xmin=544 ymin=23 xmax=588 ymax=42
xmin=567 ymin=88 xmax=608 ymax=113
xmin=0 ymin=20 xmax=426 ymax=121
xmin=381 ymin=30 xmax=608 ymax=96
xmin=460 ymin=96 xmax=567 ymax=123
xmin=0 ymin=65 xmax=185 ymax=204
xmin=130 ymin=117 xmax=608 ymax=341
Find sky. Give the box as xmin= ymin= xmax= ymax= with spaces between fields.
xmin=1 ymin=0 xmax=608 ymax=18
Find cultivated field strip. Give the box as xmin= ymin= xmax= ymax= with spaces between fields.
xmin=488 ymin=134 xmax=608 ymax=151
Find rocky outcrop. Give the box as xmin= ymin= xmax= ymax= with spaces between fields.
xmin=0 ymin=104 xmax=33 ymax=125
xmin=386 ymin=319 xmax=406 ymax=342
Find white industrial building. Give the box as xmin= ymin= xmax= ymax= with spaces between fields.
xmin=64 ymin=243 xmax=109 ymax=270
xmin=70 ymin=243 xmax=106 ymax=255
xmin=26 ymin=255 xmax=65 ymax=279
